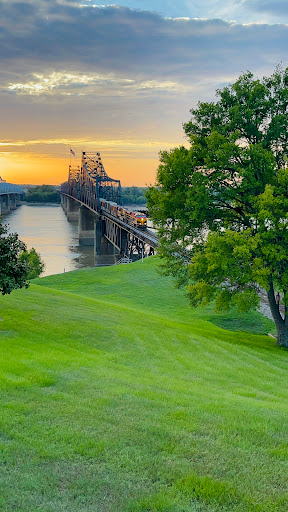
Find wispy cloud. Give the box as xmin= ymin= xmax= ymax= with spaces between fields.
xmin=0 ymin=137 xmax=181 ymax=149
xmin=4 ymin=72 xmax=192 ymax=96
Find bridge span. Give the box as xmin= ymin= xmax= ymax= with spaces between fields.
xmin=0 ymin=180 xmax=23 ymax=215
xmin=61 ymin=152 xmax=157 ymax=261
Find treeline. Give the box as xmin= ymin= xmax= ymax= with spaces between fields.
xmin=122 ymin=187 xmax=147 ymax=205
xmin=25 ymin=185 xmax=61 ymax=203
xmin=24 ymin=185 xmax=146 ymax=205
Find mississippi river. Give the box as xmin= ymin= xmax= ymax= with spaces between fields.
xmin=2 ymin=204 xmax=99 ymax=277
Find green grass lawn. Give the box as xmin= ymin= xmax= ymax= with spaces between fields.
xmin=0 ymin=257 xmax=287 ymax=511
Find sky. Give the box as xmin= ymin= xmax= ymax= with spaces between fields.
xmin=0 ymin=0 xmax=288 ymax=186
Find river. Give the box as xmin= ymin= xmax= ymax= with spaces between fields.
xmin=3 ymin=203 xmax=152 ymax=277
xmin=2 ymin=204 xmax=101 ymax=277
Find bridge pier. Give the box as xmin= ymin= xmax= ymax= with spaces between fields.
xmin=0 ymin=194 xmax=10 ymax=214
xmin=67 ymin=202 xmax=122 ymax=256
xmin=9 ymin=194 xmax=17 ymax=210
xmin=61 ymin=194 xmax=68 ymax=213
xmin=67 ymin=197 xmax=79 ymax=221
xmin=61 ymin=195 xmax=80 ymax=221
xmin=79 ymin=206 xmax=96 ymax=246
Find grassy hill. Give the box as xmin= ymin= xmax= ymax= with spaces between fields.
xmin=0 ymin=257 xmax=287 ymax=511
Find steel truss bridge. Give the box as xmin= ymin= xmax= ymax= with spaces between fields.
xmin=61 ymin=151 xmax=157 ymax=260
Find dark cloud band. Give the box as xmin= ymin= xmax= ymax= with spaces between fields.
xmin=1 ymin=0 xmax=287 ymax=84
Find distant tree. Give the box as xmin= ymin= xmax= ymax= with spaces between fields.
xmin=0 ymin=223 xmax=44 ymax=295
xmin=147 ymin=66 xmax=288 ymax=347
xmin=25 ymin=185 xmax=60 ymax=203
xmin=122 ymin=187 xmax=147 ymax=205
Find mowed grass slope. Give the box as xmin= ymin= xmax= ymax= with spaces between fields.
xmin=0 ymin=257 xmax=287 ymax=511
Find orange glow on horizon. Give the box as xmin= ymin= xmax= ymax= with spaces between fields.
xmin=0 ymin=152 xmax=159 ymax=187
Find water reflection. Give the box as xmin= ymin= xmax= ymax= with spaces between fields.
xmin=2 ymin=204 xmax=114 ymax=277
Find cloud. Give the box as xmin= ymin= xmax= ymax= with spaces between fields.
xmin=1 ymin=0 xmax=287 ymax=86
xmin=2 ymin=71 xmax=192 ymax=97
xmin=1 ymin=0 xmax=288 ymax=186
xmin=1 ymin=1 xmax=287 ymax=141
xmin=69 ymin=0 xmax=288 ymax=24
xmin=0 ymin=136 xmax=178 ymax=149
xmin=242 ymin=0 xmax=288 ymax=17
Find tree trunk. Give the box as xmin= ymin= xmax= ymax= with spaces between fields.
xmin=267 ymin=282 xmax=288 ymax=347
xmin=275 ymin=324 xmax=288 ymax=348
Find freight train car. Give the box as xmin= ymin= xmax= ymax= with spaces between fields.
xmin=100 ymin=199 xmax=147 ymax=229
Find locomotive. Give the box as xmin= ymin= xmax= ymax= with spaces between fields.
xmin=100 ymin=199 xmax=147 ymax=229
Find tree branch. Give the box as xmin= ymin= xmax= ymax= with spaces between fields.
xmin=216 ymin=199 xmax=252 ymax=227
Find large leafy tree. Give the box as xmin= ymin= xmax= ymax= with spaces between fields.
xmin=147 ymin=67 xmax=288 ymax=347
xmin=0 ymin=223 xmax=44 ymax=295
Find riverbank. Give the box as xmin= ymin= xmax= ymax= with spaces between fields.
xmin=20 ymin=201 xmax=60 ymax=206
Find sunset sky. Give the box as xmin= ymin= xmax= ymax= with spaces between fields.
xmin=1 ymin=0 xmax=288 ymax=186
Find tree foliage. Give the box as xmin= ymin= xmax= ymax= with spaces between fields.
xmin=19 ymin=247 xmax=45 ymax=280
xmin=147 ymin=66 xmax=288 ymax=347
xmin=0 ymin=223 xmax=44 ymax=295
xmin=122 ymin=187 xmax=147 ymax=205
xmin=25 ymin=185 xmax=60 ymax=203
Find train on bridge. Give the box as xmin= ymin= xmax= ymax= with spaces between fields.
xmin=61 ymin=151 xmax=157 ymax=260
xmin=100 ymin=198 xmax=147 ymax=229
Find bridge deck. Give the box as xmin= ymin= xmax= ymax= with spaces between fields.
xmin=0 ymin=183 xmax=23 ymax=195
xmin=103 ymin=211 xmax=157 ymax=248
xmin=61 ymin=192 xmax=158 ymax=248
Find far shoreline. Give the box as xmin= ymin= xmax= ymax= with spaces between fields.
xmin=20 ymin=201 xmax=61 ymax=207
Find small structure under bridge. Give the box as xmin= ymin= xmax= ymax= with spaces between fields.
xmin=61 ymin=151 xmax=157 ymax=261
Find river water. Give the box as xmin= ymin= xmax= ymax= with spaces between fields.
xmin=3 ymin=203 xmax=153 ymax=277
xmin=2 ymin=204 xmax=99 ymax=277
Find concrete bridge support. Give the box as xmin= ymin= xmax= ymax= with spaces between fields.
xmin=79 ymin=206 xmax=96 ymax=246
xmin=79 ymin=205 xmax=122 ymax=256
xmin=61 ymin=195 xmax=80 ymax=221
xmin=66 ymin=197 xmax=80 ymax=221
xmin=61 ymin=194 xmax=68 ymax=214
xmin=0 ymin=194 xmax=10 ymax=214
xmin=9 ymin=194 xmax=17 ymax=210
